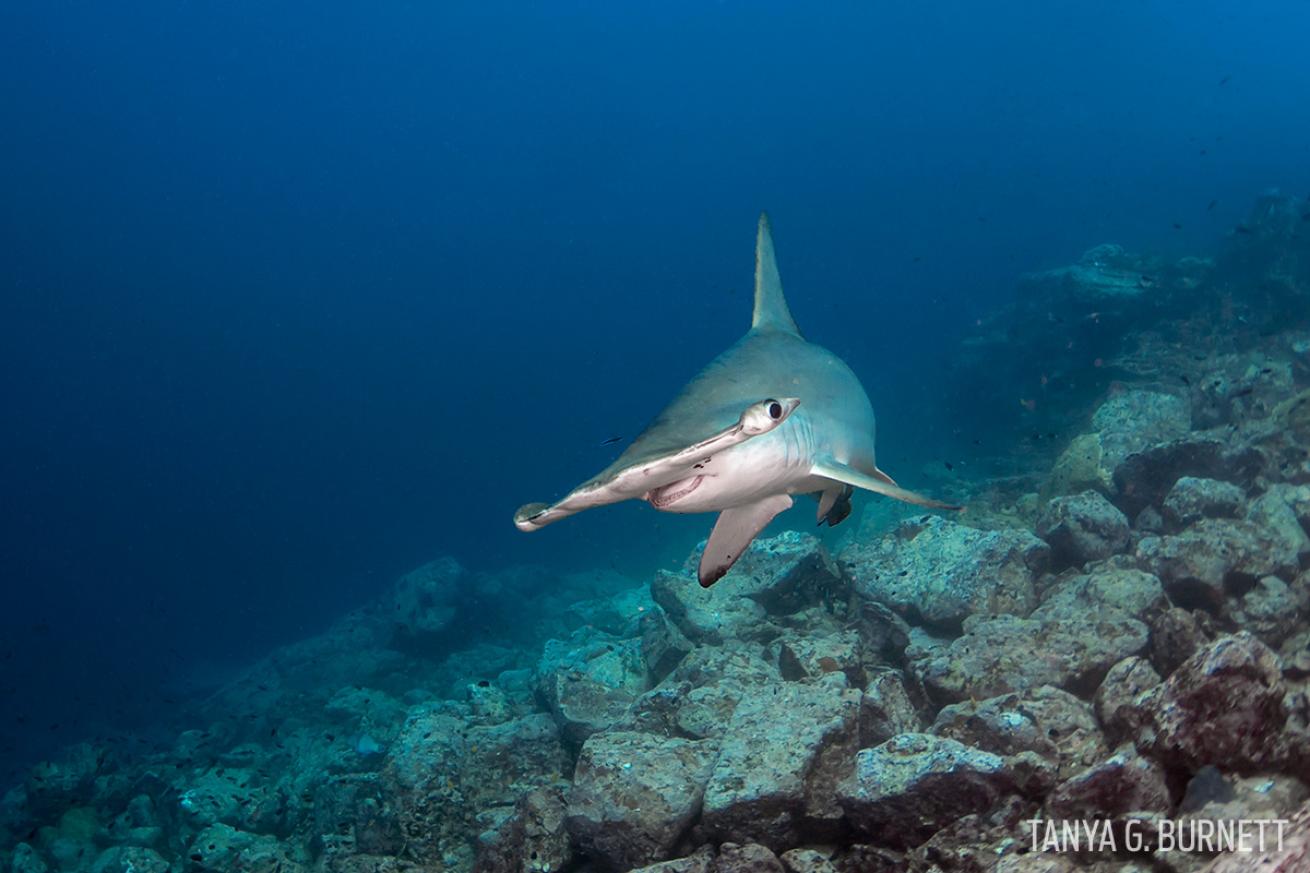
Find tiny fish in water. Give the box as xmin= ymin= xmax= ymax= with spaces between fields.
xmin=1218 ymin=75 xmax=1231 ymax=86
xmin=943 ymin=461 xmax=953 ymax=471
xmin=599 ymin=436 xmax=623 ymax=446
xmin=1208 ymin=199 xmax=1218 ymax=211
xmin=1181 ymin=375 xmax=1191 ymax=386
xmin=1235 ymin=224 xmax=1253 ymax=235
xmin=1172 ymin=222 xmax=1183 ymax=230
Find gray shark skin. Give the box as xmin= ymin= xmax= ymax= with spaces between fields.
xmin=515 ymin=214 xmax=960 ymax=587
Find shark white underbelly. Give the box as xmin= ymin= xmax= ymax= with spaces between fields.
xmin=646 ymin=411 xmax=828 ymax=513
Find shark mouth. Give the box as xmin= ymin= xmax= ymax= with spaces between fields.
xmin=647 ymin=476 xmax=704 ymax=508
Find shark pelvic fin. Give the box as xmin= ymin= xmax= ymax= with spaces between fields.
xmin=699 ymin=493 xmax=794 ymax=587
xmin=752 ymin=213 xmax=800 ymax=335
xmin=812 ymin=458 xmax=962 ymax=511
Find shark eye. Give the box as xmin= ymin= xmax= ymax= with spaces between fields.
xmin=767 ymin=400 xmax=783 ymax=420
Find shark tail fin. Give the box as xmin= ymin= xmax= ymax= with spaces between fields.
xmin=752 ymin=212 xmax=800 ymax=334
xmin=812 ymin=458 xmax=963 ymax=511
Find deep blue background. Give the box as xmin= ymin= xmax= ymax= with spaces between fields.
xmin=2 ymin=1 xmax=1309 ymax=773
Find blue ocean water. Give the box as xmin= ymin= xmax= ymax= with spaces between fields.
xmin=1 ymin=0 xmax=1309 ymax=789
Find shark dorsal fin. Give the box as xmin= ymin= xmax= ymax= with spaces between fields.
xmin=752 ymin=212 xmax=800 ymax=334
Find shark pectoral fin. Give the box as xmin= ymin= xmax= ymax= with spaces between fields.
xmin=698 ymin=494 xmax=793 ymax=588
xmin=812 ymin=458 xmax=962 ymax=511
xmin=816 ymin=484 xmax=854 ymax=526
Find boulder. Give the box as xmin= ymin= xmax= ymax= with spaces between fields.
xmin=830 ymin=844 xmax=907 ymax=872
xmin=1036 ymin=491 xmax=1131 ymax=570
xmin=627 ymin=845 xmax=716 ymax=873
xmin=1231 ymin=576 xmax=1309 ymax=647
xmin=1282 ymin=625 xmax=1310 ymax=679
xmin=1246 ymin=486 xmax=1310 ymax=565
xmin=993 ymin=854 xmax=1080 ymax=872
xmin=713 ymin=843 xmax=785 ymax=873
xmin=1019 ymin=244 xmax=1154 ymax=303
xmin=841 ymin=516 xmax=1048 ymax=627
xmin=566 ymin=731 xmax=718 ymax=872
xmin=1148 ymin=607 xmax=1215 ymax=678
xmin=837 ymin=734 xmax=1017 ymax=848
xmin=1136 ymin=519 xmax=1299 ymax=613
xmin=656 ymin=533 xmax=841 ymax=644
xmin=1094 ymin=656 xmax=1162 ymax=742
xmin=908 ymin=795 xmax=1038 ymax=872
xmin=859 ymin=668 xmax=924 ymax=748
xmin=176 ymin=765 xmax=284 ymax=833
xmin=778 ymin=848 xmax=838 ymax=873
xmin=664 ymin=643 xmax=782 ymax=741
xmin=1162 ymin=477 xmax=1247 ymax=528
xmin=311 ymin=773 xmax=402 ymax=857
xmin=1032 ymin=562 xmax=1165 ymax=623
xmin=701 ymin=674 xmax=861 ymax=848
xmin=8 ymin=844 xmax=50 ymax=873
xmin=774 ymin=628 xmax=864 ymax=685
xmin=87 ymin=847 xmax=170 ymax=873
xmin=1179 ymin=767 xmax=1308 ymax=821
xmin=1134 ymin=633 xmax=1289 ymax=774
xmin=651 ymin=570 xmax=768 ymax=645
xmin=385 ymin=709 xmax=566 ymax=868
xmin=535 ymin=629 xmax=647 ymax=745
xmin=186 ymin=823 xmax=295 ymax=873
xmin=1044 ymin=744 xmax=1172 ymax=819
xmin=565 ymin=581 xmax=654 ymax=638
xmin=1191 ymin=352 xmax=1297 ymax=430
xmin=908 ymin=614 xmax=1148 ymax=702
xmin=23 ymin=744 xmax=100 ymax=819
xmin=1048 ymin=390 xmax=1191 ymax=497
xmin=462 ymin=713 xmax=570 ymax=808
xmin=1111 ymin=437 xmax=1263 ymax=517
xmin=387 ymin=557 xmax=462 ymax=638
xmin=1202 ymin=798 xmax=1310 ymax=872
xmin=641 ymin=605 xmax=695 ymax=684
xmin=931 ymin=686 xmax=1108 ymax=782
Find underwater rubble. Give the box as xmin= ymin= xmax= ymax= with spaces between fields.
xmin=4 ymin=194 xmax=1310 ymax=873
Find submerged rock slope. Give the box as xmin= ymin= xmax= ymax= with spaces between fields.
xmin=4 ymin=194 xmax=1310 ymax=873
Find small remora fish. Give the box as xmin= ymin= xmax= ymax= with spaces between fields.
xmin=599 ymin=436 xmax=623 ymax=446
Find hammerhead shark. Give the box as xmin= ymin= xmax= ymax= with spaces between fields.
xmin=515 ymin=214 xmax=959 ymax=587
